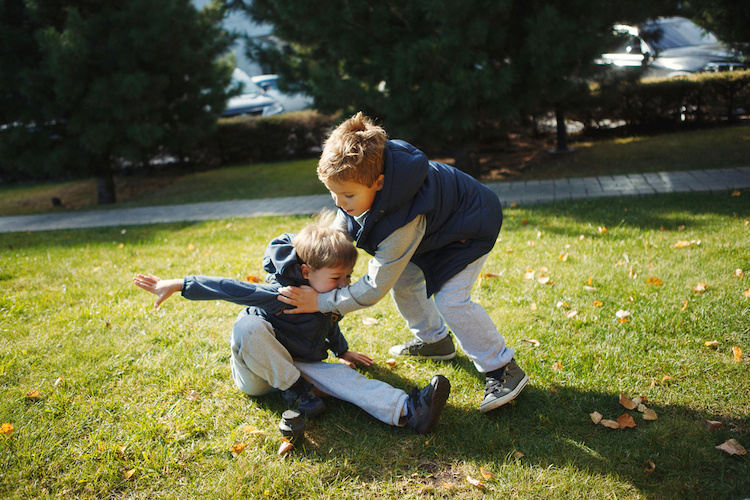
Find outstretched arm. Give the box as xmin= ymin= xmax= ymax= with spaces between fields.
xmin=133 ymin=274 xmax=183 ymax=309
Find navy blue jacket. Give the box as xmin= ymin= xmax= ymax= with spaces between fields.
xmin=181 ymin=234 xmax=348 ymax=361
xmin=343 ymin=140 xmax=503 ymax=296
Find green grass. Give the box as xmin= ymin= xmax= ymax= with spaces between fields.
xmin=1 ymin=124 xmax=748 ymax=216
xmin=1 ymin=192 xmax=749 ymax=499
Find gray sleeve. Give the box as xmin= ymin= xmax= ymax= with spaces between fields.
xmin=317 ymin=214 xmax=426 ymax=316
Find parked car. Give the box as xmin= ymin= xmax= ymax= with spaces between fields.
xmin=251 ymin=74 xmax=314 ymax=113
xmin=595 ymin=16 xmax=747 ymax=78
xmin=222 ymin=68 xmax=284 ymax=118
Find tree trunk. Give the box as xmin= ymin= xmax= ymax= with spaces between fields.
xmin=96 ymin=162 xmax=116 ymax=205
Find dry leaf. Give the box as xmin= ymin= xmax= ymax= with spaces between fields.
xmin=681 ymin=299 xmax=689 ymax=311
xmin=617 ymin=413 xmax=636 ymax=429
xmin=600 ymin=419 xmax=620 ymax=429
xmin=645 ymin=460 xmax=656 ymax=473
xmin=278 ymin=439 xmax=294 ymax=456
xmin=1 ymin=423 xmax=13 ymax=436
xmin=628 ymin=266 xmax=637 ymax=279
xmin=583 ymin=285 xmax=597 ymax=292
xmin=186 ymin=390 xmax=200 ymax=401
xmin=675 ymin=241 xmax=691 ymax=248
xmin=442 ymin=482 xmax=457 ymax=490
xmin=361 ymin=317 xmax=379 ymax=326
xmin=243 ymin=425 xmax=264 ymax=434
xmin=116 ymin=444 xmax=126 ymax=456
xmin=707 ymin=420 xmax=724 ymax=430
xmin=522 ymin=339 xmax=541 ymax=347
xmin=124 ymin=469 xmax=136 ymax=480
xmin=559 ymin=253 xmax=569 ymax=261
xmin=549 ymin=388 xmax=558 ymax=394
xmin=552 ymin=361 xmax=563 ymax=371
xmin=661 ymin=375 xmax=674 ymax=384
xmin=513 ymin=451 xmax=525 ymax=458
xmin=246 ymin=275 xmax=263 ymax=283
xmin=693 ymin=282 xmax=707 ymax=293
xmin=593 ymin=300 xmax=603 ymax=307
xmin=524 ymin=269 xmax=535 ymax=280
xmin=731 ymin=190 xmax=741 ymax=197
xmin=53 ymin=377 xmax=64 ymax=387
xmin=715 ymin=439 xmax=747 ymax=456
xmin=733 ymin=346 xmax=742 ymax=362
xmin=744 ymin=288 xmax=750 ymax=298
xmin=590 ymin=411 xmax=603 ymax=425
xmin=637 ymin=403 xmax=648 ymax=413
xmin=643 ymin=409 xmax=658 ymax=421
xmin=480 ymin=467 xmax=495 ymax=479
xmin=598 ymin=226 xmax=608 ymax=234
xmin=588 ymin=276 xmax=594 ymax=286
xmin=231 ymin=443 xmax=246 ymax=455
xmin=620 ymin=393 xmax=637 ymax=410
xmin=483 ymin=272 xmax=502 ymax=278
xmin=647 ymin=277 xmax=664 ymax=286
xmin=25 ymin=390 xmax=40 ymax=399
xmin=537 ymin=275 xmax=551 ymax=285
xmin=566 ymin=310 xmax=578 ymax=319
xmin=385 ymin=358 xmax=397 ymax=368
xmin=616 ymin=310 xmax=631 ymax=319
xmin=466 ymin=475 xmax=484 ymax=489
xmin=733 ymin=268 xmax=744 ymax=278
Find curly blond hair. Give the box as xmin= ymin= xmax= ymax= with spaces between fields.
xmin=317 ymin=112 xmax=386 ymax=187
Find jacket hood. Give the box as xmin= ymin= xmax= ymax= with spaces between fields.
xmin=262 ymin=233 xmax=307 ymax=287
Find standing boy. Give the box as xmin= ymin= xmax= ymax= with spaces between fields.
xmin=278 ymin=113 xmax=527 ymax=413
xmin=133 ymin=221 xmax=450 ymax=434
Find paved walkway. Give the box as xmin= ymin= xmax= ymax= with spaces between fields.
xmin=1 ymin=167 xmax=748 ymax=233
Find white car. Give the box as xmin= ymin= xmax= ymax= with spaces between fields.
xmin=222 ymin=68 xmax=284 ymax=118
xmin=251 ymin=74 xmax=314 ymax=113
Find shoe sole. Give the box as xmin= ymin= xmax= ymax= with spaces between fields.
xmin=417 ymin=375 xmax=451 ymax=434
xmin=479 ymin=373 xmax=529 ymax=413
xmin=389 ymin=345 xmax=457 ymax=361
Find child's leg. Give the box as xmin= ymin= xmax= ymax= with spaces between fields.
xmin=390 ymin=262 xmax=450 ymax=343
xmin=433 ymin=255 xmax=515 ymax=373
xmin=294 ymin=361 xmax=409 ymax=426
xmin=230 ymin=312 xmax=301 ymax=396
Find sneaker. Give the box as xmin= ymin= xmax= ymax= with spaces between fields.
xmin=281 ymin=377 xmax=326 ymax=418
xmin=405 ymin=375 xmax=451 ymax=434
xmin=389 ymin=334 xmax=457 ymax=361
xmin=480 ymin=359 xmax=529 ymax=413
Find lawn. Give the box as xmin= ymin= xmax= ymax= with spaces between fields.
xmin=1 ymin=192 xmax=748 ymax=499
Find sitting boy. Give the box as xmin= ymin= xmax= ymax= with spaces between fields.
xmin=277 ymin=113 xmax=528 ymax=413
xmin=133 ymin=220 xmax=450 ymax=434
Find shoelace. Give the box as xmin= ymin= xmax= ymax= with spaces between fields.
xmin=484 ymin=370 xmax=507 ymax=396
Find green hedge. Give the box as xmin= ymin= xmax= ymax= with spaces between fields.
xmin=190 ymin=110 xmax=339 ymax=167
xmin=573 ymin=70 xmax=750 ymax=132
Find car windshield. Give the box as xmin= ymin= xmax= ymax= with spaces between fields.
xmin=640 ymin=18 xmax=718 ymax=50
xmin=231 ymin=68 xmax=264 ymax=95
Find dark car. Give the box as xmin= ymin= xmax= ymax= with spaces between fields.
xmin=222 ymin=68 xmax=284 ymax=118
xmin=596 ymin=16 xmax=747 ymax=78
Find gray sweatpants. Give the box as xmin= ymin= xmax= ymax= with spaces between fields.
xmin=229 ymin=311 xmax=409 ymax=426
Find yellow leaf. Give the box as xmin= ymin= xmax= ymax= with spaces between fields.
xmin=231 ymin=443 xmax=246 ymax=455
xmin=704 ymin=340 xmax=719 ymax=348
xmin=243 ymin=426 xmax=264 ymax=434
xmin=590 ymin=411 xmax=603 ymax=425
xmin=617 ymin=413 xmax=636 ymax=429
xmin=681 ymin=299 xmax=689 ymax=311
xmin=558 ymin=253 xmax=569 ymax=261
xmin=278 ymin=439 xmax=294 ymax=456
xmin=385 ymin=358 xmax=397 ymax=368
xmin=246 ymin=275 xmax=263 ymax=283
xmin=187 ymin=243 xmax=195 ymax=251
xmin=442 ymin=482 xmax=457 ymax=490
xmin=185 ymin=390 xmax=200 ymax=401
xmin=619 ymin=393 xmax=637 ymax=410
xmin=522 ymin=339 xmax=541 ymax=347
xmin=598 ymin=226 xmax=608 ymax=234
xmin=588 ymin=276 xmax=594 ymax=286
xmin=466 ymin=475 xmax=484 ymax=489
xmin=675 ymin=240 xmax=691 ymax=248
xmin=124 ymin=469 xmax=136 ymax=480
xmin=524 ymin=269 xmax=535 ymax=280
xmin=743 ymin=288 xmax=750 ymax=298
xmin=647 ymin=277 xmax=664 ymax=286
xmin=694 ymin=282 xmax=708 ymax=293
xmin=643 ymin=408 xmax=658 ymax=421
xmin=25 ymin=390 xmax=40 ymax=399
xmin=480 ymin=467 xmax=495 ymax=479
xmin=733 ymin=268 xmax=744 ymax=278
xmin=716 ymin=439 xmax=747 ymax=456
xmin=552 ymin=361 xmax=563 ymax=371
xmin=731 ymin=190 xmax=741 ymax=197
xmin=593 ymin=300 xmax=603 ymax=307
xmin=733 ymin=346 xmax=743 ymax=362
xmin=1 ymin=423 xmax=13 ymax=436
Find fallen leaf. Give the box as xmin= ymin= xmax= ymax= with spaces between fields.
xmin=124 ymin=469 xmax=136 ymax=480
xmin=645 ymin=460 xmax=656 ymax=473
xmin=628 ymin=266 xmax=637 ymax=279
xmin=600 ymin=419 xmax=620 ymax=429
xmin=565 ymin=310 xmax=578 ymax=319
xmin=524 ymin=269 xmax=535 ymax=280
xmin=537 ymin=275 xmax=551 ymax=285
xmin=704 ymin=340 xmax=719 ymax=348
xmin=733 ymin=268 xmax=744 ymax=278
xmin=637 ymin=403 xmax=648 ymax=413
xmin=583 ymin=285 xmax=597 ymax=292
xmin=731 ymin=190 xmax=741 ymax=197
xmin=530 ymin=302 xmax=538 ymax=310
xmin=661 ymin=375 xmax=674 ymax=384
xmin=675 ymin=240 xmax=691 ymax=248
xmin=559 ymin=253 xmax=569 ymax=261
xmin=231 ymin=443 xmax=246 ymax=455
xmin=53 ymin=377 xmax=64 ymax=387
xmin=647 ymin=277 xmax=664 ymax=286
xmin=643 ymin=408 xmax=658 ymax=421
xmin=733 ymin=346 xmax=742 ymax=362
xmin=466 ymin=476 xmax=484 ymax=489
xmin=278 ymin=439 xmax=294 ymax=456
xmin=243 ymin=425 xmax=264 ymax=434
xmin=632 ymin=397 xmax=642 ymax=405
xmin=246 ymin=275 xmax=263 ymax=283
xmin=681 ymin=300 xmax=689 ymax=311
xmin=715 ymin=439 xmax=747 ymax=456
xmin=25 ymin=390 xmax=40 ymax=399
xmin=483 ymin=272 xmax=502 ymax=278
xmin=620 ymin=393 xmax=637 ymax=410
xmin=617 ymin=413 xmax=636 ymax=429
xmin=522 ymin=339 xmax=541 ymax=347
xmin=361 ymin=317 xmax=379 ymax=326
xmin=744 ymin=288 xmax=750 ymax=298
xmin=185 ymin=390 xmax=200 ymax=401
xmin=513 ymin=451 xmax=525 ymax=458
xmin=1 ymin=423 xmax=13 ymax=436
xmin=552 ymin=361 xmax=563 ymax=371
xmin=549 ymin=388 xmax=558 ymax=394
xmin=480 ymin=467 xmax=495 ymax=479
xmin=693 ymin=282 xmax=707 ymax=293
xmin=593 ymin=300 xmax=603 ymax=307
xmin=442 ymin=483 xmax=457 ymax=490
xmin=598 ymin=226 xmax=608 ymax=234
xmin=385 ymin=358 xmax=397 ymax=368
xmin=187 ymin=243 xmax=195 ymax=251
xmin=616 ymin=310 xmax=631 ymax=319
xmin=588 ymin=276 xmax=594 ymax=286
xmin=706 ymin=420 xmax=724 ymax=430
xmin=590 ymin=411 xmax=603 ymax=424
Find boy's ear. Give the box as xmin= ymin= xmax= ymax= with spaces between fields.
xmin=300 ymin=263 xmax=310 ymax=279
xmin=375 ymin=174 xmax=385 ymax=191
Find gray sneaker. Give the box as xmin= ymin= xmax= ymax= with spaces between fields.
xmin=389 ymin=334 xmax=456 ymax=361
xmin=480 ymin=359 xmax=528 ymax=413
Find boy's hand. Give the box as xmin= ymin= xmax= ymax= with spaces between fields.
xmin=132 ymin=274 xmax=183 ymax=309
xmin=339 ymin=351 xmax=374 ymax=369
xmin=278 ymin=285 xmax=320 ymax=313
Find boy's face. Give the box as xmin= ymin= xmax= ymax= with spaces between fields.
xmin=302 ymin=264 xmax=354 ymax=293
xmin=323 ymin=175 xmax=384 ymax=218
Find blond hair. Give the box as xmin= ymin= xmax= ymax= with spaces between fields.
xmin=292 ymin=215 xmax=358 ymax=271
xmin=317 ymin=112 xmax=386 ymax=187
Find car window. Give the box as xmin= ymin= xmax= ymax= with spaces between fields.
xmin=231 ymin=69 xmax=264 ymax=95
xmin=640 ymin=19 xmax=718 ymax=50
